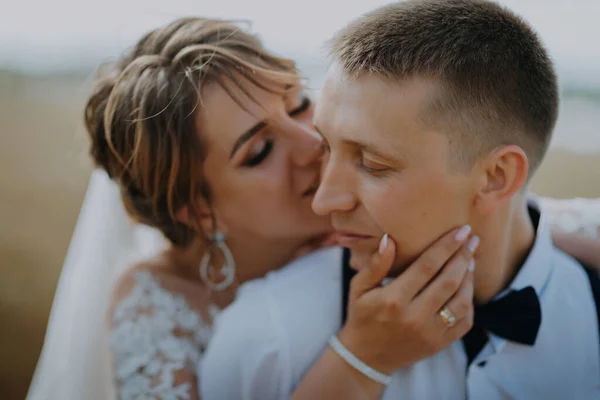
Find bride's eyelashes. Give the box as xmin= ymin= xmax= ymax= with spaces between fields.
xmin=241 ymin=96 xmax=310 ymax=168
xmin=243 ymin=139 xmax=274 ymax=167
xmin=288 ymin=96 xmax=311 ymax=117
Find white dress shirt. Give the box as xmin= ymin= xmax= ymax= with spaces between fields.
xmin=199 ymin=205 xmax=600 ymax=400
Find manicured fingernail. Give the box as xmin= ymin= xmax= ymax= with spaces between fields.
xmin=468 ymin=259 xmax=475 ymax=272
xmin=467 ymin=235 xmax=480 ymax=253
xmin=378 ymin=233 xmax=389 ymax=255
xmin=455 ymin=225 xmax=471 ymax=241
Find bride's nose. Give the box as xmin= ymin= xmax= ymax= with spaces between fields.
xmin=290 ymin=124 xmax=324 ymax=167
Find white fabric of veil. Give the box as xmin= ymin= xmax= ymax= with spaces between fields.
xmin=26 ymin=169 xmax=167 ymax=400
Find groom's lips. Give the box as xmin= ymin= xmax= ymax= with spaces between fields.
xmin=334 ymin=230 xmax=374 ymax=247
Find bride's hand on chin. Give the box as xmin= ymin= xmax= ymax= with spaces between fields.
xmin=338 ymin=226 xmax=479 ymax=375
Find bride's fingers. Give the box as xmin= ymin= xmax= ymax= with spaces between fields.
xmin=415 ymin=237 xmax=477 ymax=313
xmin=434 ymin=264 xmax=474 ymax=331
xmin=443 ymin=310 xmax=475 ymax=343
xmin=387 ymin=225 xmax=472 ymax=302
xmin=349 ymin=234 xmax=397 ymax=299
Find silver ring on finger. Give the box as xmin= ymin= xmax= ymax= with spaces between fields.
xmin=439 ymin=305 xmax=456 ymax=327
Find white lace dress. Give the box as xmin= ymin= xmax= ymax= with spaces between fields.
xmin=110 ymin=271 xmax=219 ymax=400
xmin=108 ymin=197 xmax=600 ymax=400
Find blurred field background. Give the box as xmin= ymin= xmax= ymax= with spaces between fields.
xmin=1 ymin=1 xmax=599 ymax=398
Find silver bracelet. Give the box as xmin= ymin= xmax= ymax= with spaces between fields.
xmin=328 ymin=335 xmax=393 ymax=386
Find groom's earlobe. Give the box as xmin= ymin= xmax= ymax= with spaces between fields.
xmin=474 ymin=145 xmax=529 ymax=214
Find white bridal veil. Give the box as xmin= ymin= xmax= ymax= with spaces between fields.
xmin=26 ymin=170 xmax=167 ymax=399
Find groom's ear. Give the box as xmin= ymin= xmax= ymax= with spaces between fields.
xmin=473 ymin=145 xmax=529 ymax=214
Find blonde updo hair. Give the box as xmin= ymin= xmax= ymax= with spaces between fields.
xmin=85 ymin=17 xmax=300 ymax=247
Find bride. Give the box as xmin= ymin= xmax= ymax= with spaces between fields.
xmin=27 ymin=17 xmax=600 ymax=400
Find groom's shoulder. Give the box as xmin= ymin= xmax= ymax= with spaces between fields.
xmin=549 ymin=245 xmax=595 ymax=290
xmin=216 ymin=246 xmax=344 ymax=334
xmin=543 ymin=245 xmax=600 ymax=333
xmin=200 ymin=247 xmax=345 ymax=396
xmin=263 ymin=246 xmax=345 ymax=309
xmin=536 ymin=247 xmax=600 ymax=374
xmin=263 ymin=246 xmax=345 ymax=367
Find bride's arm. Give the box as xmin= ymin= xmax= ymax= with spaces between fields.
xmin=199 ymin=228 xmax=475 ymax=400
xmin=293 ymin=229 xmax=477 ymax=400
xmin=292 ymin=347 xmax=386 ymax=399
xmin=543 ymin=197 xmax=600 ymax=268
xmin=552 ymin=231 xmax=600 ymax=267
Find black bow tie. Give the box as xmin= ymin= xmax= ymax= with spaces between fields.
xmin=462 ymin=286 xmax=542 ymax=365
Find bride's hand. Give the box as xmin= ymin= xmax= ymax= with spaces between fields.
xmin=551 ymin=229 xmax=600 ymax=269
xmin=338 ymin=226 xmax=478 ymax=375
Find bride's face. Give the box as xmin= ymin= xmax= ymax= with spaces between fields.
xmin=197 ymin=77 xmax=332 ymax=243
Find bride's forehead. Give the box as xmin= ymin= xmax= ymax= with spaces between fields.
xmin=196 ymin=84 xmax=279 ymax=141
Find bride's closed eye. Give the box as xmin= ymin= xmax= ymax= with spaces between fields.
xmin=288 ymin=96 xmax=311 ymax=117
xmin=241 ymin=95 xmax=311 ymax=168
xmin=243 ymin=138 xmax=274 ymax=167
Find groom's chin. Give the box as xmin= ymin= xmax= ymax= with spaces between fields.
xmin=348 ymin=249 xmax=373 ymax=272
xmin=349 ymin=249 xmax=410 ymax=278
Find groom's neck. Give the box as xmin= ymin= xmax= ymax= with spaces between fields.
xmin=471 ymin=196 xmax=536 ymax=305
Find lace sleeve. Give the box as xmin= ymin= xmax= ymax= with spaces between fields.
xmin=541 ymin=197 xmax=600 ymax=240
xmin=109 ymin=271 xmax=218 ymax=400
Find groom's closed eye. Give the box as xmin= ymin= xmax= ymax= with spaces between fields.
xmin=359 ymin=155 xmax=390 ymax=175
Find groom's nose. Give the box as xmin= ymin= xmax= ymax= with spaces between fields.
xmin=312 ymin=157 xmax=356 ymax=216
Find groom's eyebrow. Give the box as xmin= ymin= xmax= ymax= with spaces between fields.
xmin=346 ymin=139 xmax=406 ymax=164
xmin=314 ymin=124 xmax=404 ymax=164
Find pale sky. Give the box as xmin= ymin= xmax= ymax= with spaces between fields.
xmin=2 ymin=0 xmax=599 ymax=87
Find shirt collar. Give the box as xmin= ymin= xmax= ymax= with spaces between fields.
xmin=503 ymin=198 xmax=554 ymax=297
xmin=488 ymin=198 xmax=554 ymax=352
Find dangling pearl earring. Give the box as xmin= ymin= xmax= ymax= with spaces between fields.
xmin=199 ymin=232 xmax=236 ymax=291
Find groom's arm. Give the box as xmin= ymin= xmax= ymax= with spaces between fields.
xmin=199 ymin=248 xmax=346 ymax=400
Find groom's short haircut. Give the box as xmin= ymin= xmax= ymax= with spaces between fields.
xmin=329 ymin=0 xmax=558 ymax=173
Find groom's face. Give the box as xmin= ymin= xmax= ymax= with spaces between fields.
xmin=312 ymin=64 xmax=476 ymax=273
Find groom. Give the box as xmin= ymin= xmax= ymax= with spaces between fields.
xmin=202 ymin=1 xmax=600 ymax=398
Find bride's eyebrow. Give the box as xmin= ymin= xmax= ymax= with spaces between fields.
xmin=230 ymin=96 xmax=314 ymax=158
xmin=230 ymin=121 xmax=267 ymax=160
